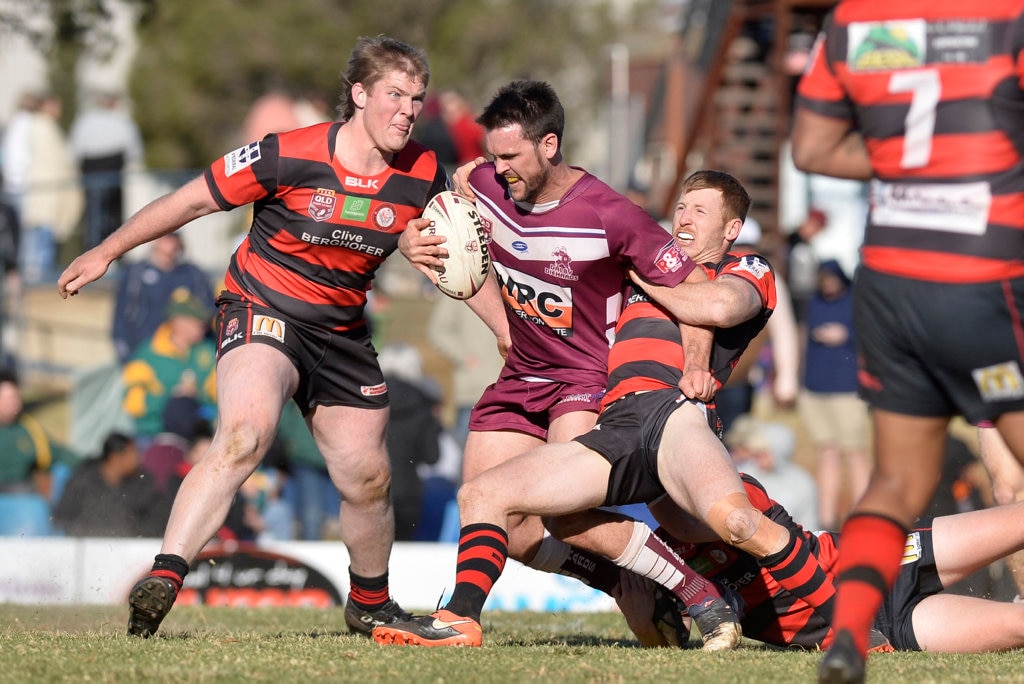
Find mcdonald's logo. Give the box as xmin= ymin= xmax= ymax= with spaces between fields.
xmin=252 ymin=315 xmax=286 ymax=343
xmin=972 ymin=361 xmax=1024 ymax=401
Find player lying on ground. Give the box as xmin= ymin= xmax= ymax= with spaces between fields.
xmin=372 ymin=170 xmax=836 ymax=648
xmin=618 ymin=473 xmax=1024 ymax=654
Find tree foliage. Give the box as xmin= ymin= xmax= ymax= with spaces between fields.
xmin=127 ymin=0 xmax=647 ymax=169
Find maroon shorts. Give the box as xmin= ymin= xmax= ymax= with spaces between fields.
xmin=216 ymin=292 xmax=387 ymax=414
xmin=468 ymin=375 xmax=604 ymax=439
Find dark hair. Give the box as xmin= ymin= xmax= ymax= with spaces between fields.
xmin=681 ymin=170 xmax=751 ymax=223
xmin=476 ymin=80 xmax=564 ymax=147
xmin=337 ymin=35 xmax=430 ymax=121
xmin=101 ymin=432 xmax=135 ymax=461
xmin=0 ymin=368 xmax=18 ymax=388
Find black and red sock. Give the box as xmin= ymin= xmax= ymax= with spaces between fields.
xmin=151 ymin=553 xmax=189 ymax=592
xmin=445 ymin=523 xmax=508 ymax=622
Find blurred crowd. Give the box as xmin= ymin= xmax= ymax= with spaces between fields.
xmin=0 ymin=82 xmax=1005 ymax=603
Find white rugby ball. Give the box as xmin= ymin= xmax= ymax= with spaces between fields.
xmin=422 ymin=190 xmax=490 ymax=300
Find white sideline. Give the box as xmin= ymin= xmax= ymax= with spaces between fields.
xmin=0 ymin=538 xmax=616 ymax=613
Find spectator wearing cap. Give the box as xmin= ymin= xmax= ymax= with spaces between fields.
xmin=121 ymin=291 xmax=217 ymax=448
xmin=111 ymin=233 xmax=215 ymax=364
xmin=725 ymin=415 xmax=820 ymax=531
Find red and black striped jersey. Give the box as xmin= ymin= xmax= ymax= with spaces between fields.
xmin=602 ymin=251 xmax=776 ymax=408
xmin=666 ymin=475 xmax=839 ymax=650
xmin=205 ymin=122 xmax=448 ymax=331
xmin=796 ymin=1 xmax=1024 ymax=283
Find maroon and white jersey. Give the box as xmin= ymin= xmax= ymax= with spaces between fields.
xmin=468 ymin=163 xmax=696 ymax=387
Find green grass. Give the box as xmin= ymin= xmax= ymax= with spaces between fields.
xmin=1 ymin=605 xmax=1020 ymax=683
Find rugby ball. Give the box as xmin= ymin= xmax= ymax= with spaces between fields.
xmin=422 ymin=190 xmax=490 ymax=299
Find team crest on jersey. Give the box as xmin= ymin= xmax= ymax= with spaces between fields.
xmin=847 ymin=20 xmax=925 ymax=71
xmin=735 ymin=255 xmax=769 ymax=279
xmin=308 ymin=188 xmax=337 ymax=222
xmin=478 ymin=216 xmax=493 ymax=243
xmin=654 ymin=240 xmax=686 ymax=274
xmin=372 ymin=203 xmax=397 ymax=230
xmin=223 ymin=142 xmax=261 ymax=177
xmin=544 ymin=246 xmax=580 ymax=282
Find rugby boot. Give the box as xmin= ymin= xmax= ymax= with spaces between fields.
xmin=688 ymin=595 xmax=743 ymax=652
xmin=372 ymin=609 xmax=482 ymax=647
xmin=818 ymin=629 xmax=866 ymax=684
xmin=649 ymin=586 xmax=690 ymax=648
xmin=127 ymin=576 xmax=177 ymax=638
xmin=344 ymin=597 xmax=412 ymax=636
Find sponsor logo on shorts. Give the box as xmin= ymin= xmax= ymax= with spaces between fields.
xmin=251 ymin=314 xmax=286 ymax=343
xmin=655 ymin=240 xmax=686 ymax=273
xmin=308 ymin=188 xmax=337 ymax=222
xmin=901 ymin=531 xmax=922 ymax=565
xmin=225 ymin=317 xmax=239 ymax=337
xmin=361 ymin=382 xmax=387 ymax=396
xmin=223 ymin=142 xmax=261 ymax=177
xmin=372 ymin=203 xmax=396 ymax=230
xmin=341 ymin=195 xmax=371 ymax=222
xmin=973 ymin=361 xmax=1024 ymax=401
xmin=559 ymin=392 xmax=599 ymax=405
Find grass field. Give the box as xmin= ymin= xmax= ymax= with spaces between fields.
xmin=2 ymin=604 xmax=1020 ymax=683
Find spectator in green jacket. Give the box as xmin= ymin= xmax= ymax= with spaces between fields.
xmin=0 ymin=368 xmax=79 ymax=498
xmin=121 ymin=290 xmax=216 ymax=447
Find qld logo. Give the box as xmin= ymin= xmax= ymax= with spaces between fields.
xmin=308 ymin=188 xmax=337 ymax=222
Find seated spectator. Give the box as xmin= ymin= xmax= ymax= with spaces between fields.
xmin=160 ymin=420 xmax=261 ymax=543
xmin=140 ymin=395 xmax=207 ymax=493
xmin=52 ymin=432 xmax=166 ymax=537
xmin=725 ymin=415 xmax=820 ymax=531
xmin=121 ymin=290 xmax=216 ymax=447
xmin=239 ymin=440 xmax=295 ymax=542
xmin=0 ymin=368 xmax=79 ymax=497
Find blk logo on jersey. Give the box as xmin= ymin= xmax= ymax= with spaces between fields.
xmin=344 ymin=176 xmax=380 ymax=191
xmin=655 ymin=241 xmax=686 ymax=273
xmin=494 ymin=263 xmax=573 ymax=336
xmin=308 ymin=188 xmax=337 ymax=222
xmin=223 ymin=142 xmax=261 ymax=177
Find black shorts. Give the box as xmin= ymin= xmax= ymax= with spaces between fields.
xmin=873 ymin=518 xmax=943 ymax=651
xmin=855 ymin=269 xmax=1024 ymax=422
xmin=575 ymin=389 xmax=704 ymax=506
xmin=215 ymin=292 xmax=387 ymax=414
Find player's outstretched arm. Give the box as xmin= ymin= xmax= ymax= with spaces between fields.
xmin=790 ymin=108 xmax=873 ymax=181
xmin=58 ymin=175 xmax=219 ymax=298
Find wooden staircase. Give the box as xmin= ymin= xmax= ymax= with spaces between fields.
xmin=642 ymin=0 xmax=837 ymax=249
